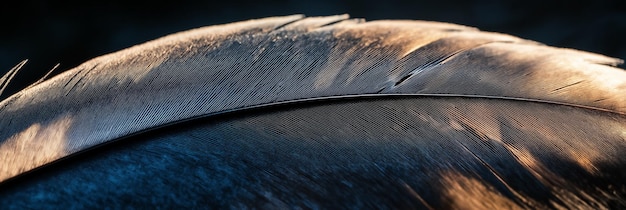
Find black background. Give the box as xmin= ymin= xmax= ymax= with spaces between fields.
xmin=1 ymin=0 xmax=624 ymax=96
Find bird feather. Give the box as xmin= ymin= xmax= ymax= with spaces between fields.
xmin=0 ymin=14 xmax=625 ymax=208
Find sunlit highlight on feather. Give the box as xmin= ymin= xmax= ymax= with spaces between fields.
xmin=0 ymin=115 xmax=73 ymax=181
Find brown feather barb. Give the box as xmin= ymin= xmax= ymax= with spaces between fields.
xmin=0 ymin=15 xmax=625 ymax=208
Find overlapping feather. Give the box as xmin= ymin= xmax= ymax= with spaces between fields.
xmin=0 ymin=15 xmax=625 ymax=208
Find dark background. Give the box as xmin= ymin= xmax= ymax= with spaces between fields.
xmin=1 ymin=0 xmax=624 ymax=97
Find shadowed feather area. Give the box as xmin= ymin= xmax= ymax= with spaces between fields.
xmin=0 ymin=15 xmax=625 ymax=208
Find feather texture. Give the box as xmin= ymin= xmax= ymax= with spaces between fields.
xmin=0 ymin=15 xmax=625 ymax=208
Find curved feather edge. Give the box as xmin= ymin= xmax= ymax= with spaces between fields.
xmin=1 ymin=96 xmax=625 ymax=208
xmin=0 ymin=14 xmax=625 ymax=185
